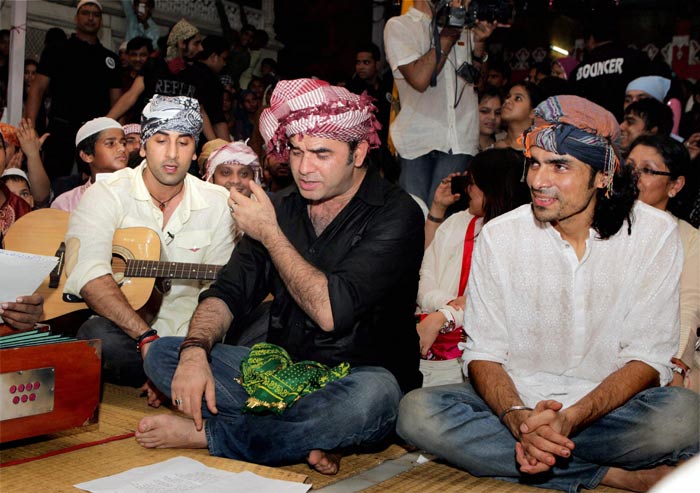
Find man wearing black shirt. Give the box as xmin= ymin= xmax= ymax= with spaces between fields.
xmin=25 ymin=0 xmax=122 ymax=181
xmin=136 ymin=79 xmax=424 ymax=475
xmin=180 ymin=36 xmax=230 ymax=140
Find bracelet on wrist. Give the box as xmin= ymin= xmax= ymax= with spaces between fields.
xmin=499 ymin=405 xmax=533 ymax=423
xmin=135 ymin=329 xmax=158 ymax=352
xmin=427 ymin=213 xmax=445 ymax=223
xmin=178 ymin=337 xmax=213 ymax=362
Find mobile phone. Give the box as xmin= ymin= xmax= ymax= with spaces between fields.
xmin=450 ymin=175 xmax=469 ymax=195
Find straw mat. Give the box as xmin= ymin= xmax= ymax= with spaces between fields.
xmin=0 ymin=438 xmax=308 ymax=493
xmin=358 ymin=460 xmax=628 ymax=493
xmin=1 ymin=383 xmax=408 ymax=490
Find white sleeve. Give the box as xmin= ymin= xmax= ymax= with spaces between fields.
xmin=384 ymin=17 xmax=424 ymax=75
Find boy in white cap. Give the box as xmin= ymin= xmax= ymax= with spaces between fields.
xmin=51 ymin=117 xmax=127 ymax=212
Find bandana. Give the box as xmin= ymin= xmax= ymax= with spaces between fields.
xmin=75 ymin=117 xmax=123 ymax=146
xmin=122 ymin=123 xmax=141 ymax=136
xmin=0 ymin=124 xmax=19 ymax=149
xmin=626 ymin=76 xmax=671 ymax=103
xmin=259 ymin=78 xmax=381 ymax=161
xmin=204 ymin=141 xmax=261 ymax=183
xmin=521 ymin=95 xmax=622 ymax=194
xmin=140 ymin=95 xmax=203 ymax=145
xmin=166 ymin=19 xmax=198 ymax=61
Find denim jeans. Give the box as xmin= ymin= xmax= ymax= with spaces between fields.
xmin=76 ymin=316 xmax=147 ymax=387
xmin=145 ymin=337 xmax=403 ymax=465
xmin=397 ymin=383 xmax=699 ymax=493
xmin=398 ymin=151 xmax=471 ymax=206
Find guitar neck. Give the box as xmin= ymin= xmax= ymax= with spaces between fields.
xmin=124 ymin=260 xmax=222 ymax=280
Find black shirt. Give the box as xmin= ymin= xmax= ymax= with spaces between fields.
xmin=572 ymin=42 xmax=650 ymax=121
xmin=346 ymin=74 xmax=394 ymax=145
xmin=202 ymin=168 xmax=424 ymax=392
xmin=137 ymin=57 xmax=197 ymax=117
xmin=38 ymin=35 xmax=121 ymax=125
xmin=180 ymin=61 xmax=226 ymax=125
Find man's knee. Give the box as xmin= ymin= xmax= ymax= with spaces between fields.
xmin=397 ymin=388 xmax=434 ymax=441
xmin=143 ymin=337 xmax=181 ymax=378
xmin=641 ymin=387 xmax=700 ymax=454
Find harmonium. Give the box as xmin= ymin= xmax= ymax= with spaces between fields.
xmin=0 ymin=326 xmax=101 ymax=443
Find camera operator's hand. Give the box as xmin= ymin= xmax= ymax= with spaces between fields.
xmin=439 ymin=26 xmax=461 ymax=52
xmin=473 ymin=19 xmax=500 ymax=43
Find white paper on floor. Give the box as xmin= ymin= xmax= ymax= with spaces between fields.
xmin=74 ymin=456 xmax=311 ymax=493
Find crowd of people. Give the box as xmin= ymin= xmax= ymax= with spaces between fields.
xmin=0 ymin=0 xmax=698 ymax=491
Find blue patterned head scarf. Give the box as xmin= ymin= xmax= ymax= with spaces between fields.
xmin=141 ymin=95 xmax=203 ymax=145
xmin=521 ymin=95 xmax=623 ymax=194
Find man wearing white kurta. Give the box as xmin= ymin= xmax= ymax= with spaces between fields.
xmin=397 ymin=95 xmax=698 ymax=492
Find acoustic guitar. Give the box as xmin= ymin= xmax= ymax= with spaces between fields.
xmin=3 ymin=209 xmax=223 ymax=322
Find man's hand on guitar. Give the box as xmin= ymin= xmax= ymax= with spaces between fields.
xmin=0 ymin=294 xmax=44 ymax=330
xmin=171 ymin=347 xmax=218 ymax=431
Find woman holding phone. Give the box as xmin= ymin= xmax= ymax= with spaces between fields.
xmin=416 ymin=149 xmax=530 ymax=386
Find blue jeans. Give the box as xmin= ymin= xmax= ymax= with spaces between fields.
xmin=397 ymin=383 xmax=699 ymax=493
xmin=398 ymin=151 xmax=471 ymax=206
xmin=145 ymin=337 xmax=403 ymax=465
xmin=76 ymin=316 xmax=146 ymax=387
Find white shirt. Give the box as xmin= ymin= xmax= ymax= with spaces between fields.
xmin=463 ymin=203 xmax=683 ymax=408
xmin=418 ymin=210 xmax=482 ymax=325
xmin=384 ymin=8 xmax=479 ymax=159
xmin=65 ymin=162 xmax=235 ymax=337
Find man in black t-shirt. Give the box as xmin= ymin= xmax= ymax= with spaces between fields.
xmin=180 ymin=36 xmax=230 ymax=140
xmin=572 ymin=13 xmax=650 ymax=122
xmin=24 ymin=0 xmax=122 ymax=182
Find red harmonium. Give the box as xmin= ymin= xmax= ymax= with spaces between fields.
xmin=0 ymin=328 xmax=101 ymax=443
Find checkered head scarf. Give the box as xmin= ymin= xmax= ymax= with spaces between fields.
xmin=166 ymin=18 xmax=198 ymax=61
xmin=521 ymin=95 xmax=622 ymax=194
xmin=259 ymin=78 xmax=381 ymax=161
xmin=141 ymin=95 xmax=203 ymax=145
xmin=204 ymin=140 xmax=262 ymax=184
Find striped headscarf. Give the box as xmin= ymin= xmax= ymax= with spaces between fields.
xmin=259 ymin=78 xmax=381 ymax=161
xmin=521 ymin=95 xmax=622 ymax=194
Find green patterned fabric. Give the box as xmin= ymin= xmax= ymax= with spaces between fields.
xmin=239 ymin=342 xmax=351 ymax=415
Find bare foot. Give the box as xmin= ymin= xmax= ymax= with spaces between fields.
xmin=601 ymin=465 xmax=675 ymax=491
xmin=307 ymin=449 xmax=342 ymax=475
xmin=135 ymin=415 xmax=207 ymax=449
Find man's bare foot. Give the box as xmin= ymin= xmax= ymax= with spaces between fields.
xmin=307 ymin=449 xmax=342 ymax=475
xmin=135 ymin=415 xmax=207 ymax=449
xmin=601 ymin=465 xmax=675 ymax=492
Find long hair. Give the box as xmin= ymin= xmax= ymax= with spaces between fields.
xmin=591 ymin=163 xmax=638 ymax=239
xmin=469 ymin=148 xmax=531 ymax=224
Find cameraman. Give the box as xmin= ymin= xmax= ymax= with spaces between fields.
xmin=384 ymin=0 xmax=500 ymax=207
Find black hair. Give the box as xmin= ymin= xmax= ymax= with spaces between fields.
xmin=478 ymin=86 xmax=503 ymax=104
xmin=624 ymin=99 xmax=674 ymax=136
xmin=241 ymin=24 xmax=256 ymax=35
xmin=1 ymin=174 xmax=30 ymax=189
xmin=126 ymin=36 xmax=153 ymax=53
xmin=487 ymin=58 xmax=511 ymax=81
xmin=582 ymin=5 xmax=618 ymax=43
xmin=196 ymin=35 xmax=228 ymax=61
xmin=75 ymin=132 xmax=100 ymax=167
xmin=629 ymin=134 xmax=696 ymax=221
xmin=510 ymin=81 xmax=545 ymax=111
xmin=591 ymin=164 xmax=638 ymax=239
xmin=356 ymin=42 xmax=381 ymax=62
xmin=469 ymin=148 xmax=530 ymax=224
xmin=261 ymin=57 xmax=277 ymax=70
xmin=24 ymin=58 xmax=38 ymax=68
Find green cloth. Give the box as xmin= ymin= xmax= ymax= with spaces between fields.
xmin=239 ymin=342 xmax=351 ymax=415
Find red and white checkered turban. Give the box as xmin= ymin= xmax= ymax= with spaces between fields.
xmin=259 ymin=78 xmax=381 ymax=161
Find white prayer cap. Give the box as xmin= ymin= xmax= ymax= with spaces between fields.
xmin=1 ymin=168 xmax=31 ymax=188
xmin=75 ymin=117 xmax=123 ymax=146
xmin=76 ymin=0 xmax=102 ymax=12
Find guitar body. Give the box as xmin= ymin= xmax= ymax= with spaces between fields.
xmin=4 ymin=209 xmax=160 ymax=321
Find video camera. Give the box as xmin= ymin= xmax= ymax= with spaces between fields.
xmin=435 ymin=0 xmax=514 ymax=29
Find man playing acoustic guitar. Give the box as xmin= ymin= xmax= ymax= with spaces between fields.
xmin=64 ymin=95 xmax=234 ymax=397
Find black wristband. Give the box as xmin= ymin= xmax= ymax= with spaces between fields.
xmin=427 ymin=213 xmax=445 ymax=223
xmin=178 ymin=337 xmax=213 ymax=362
xmin=135 ymin=328 xmax=158 ymax=344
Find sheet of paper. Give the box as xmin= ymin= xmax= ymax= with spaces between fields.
xmin=0 ymin=249 xmax=57 ymax=322
xmin=74 ymin=456 xmax=311 ymax=493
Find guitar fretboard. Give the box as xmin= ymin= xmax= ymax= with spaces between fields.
xmin=124 ymin=260 xmax=222 ymax=280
